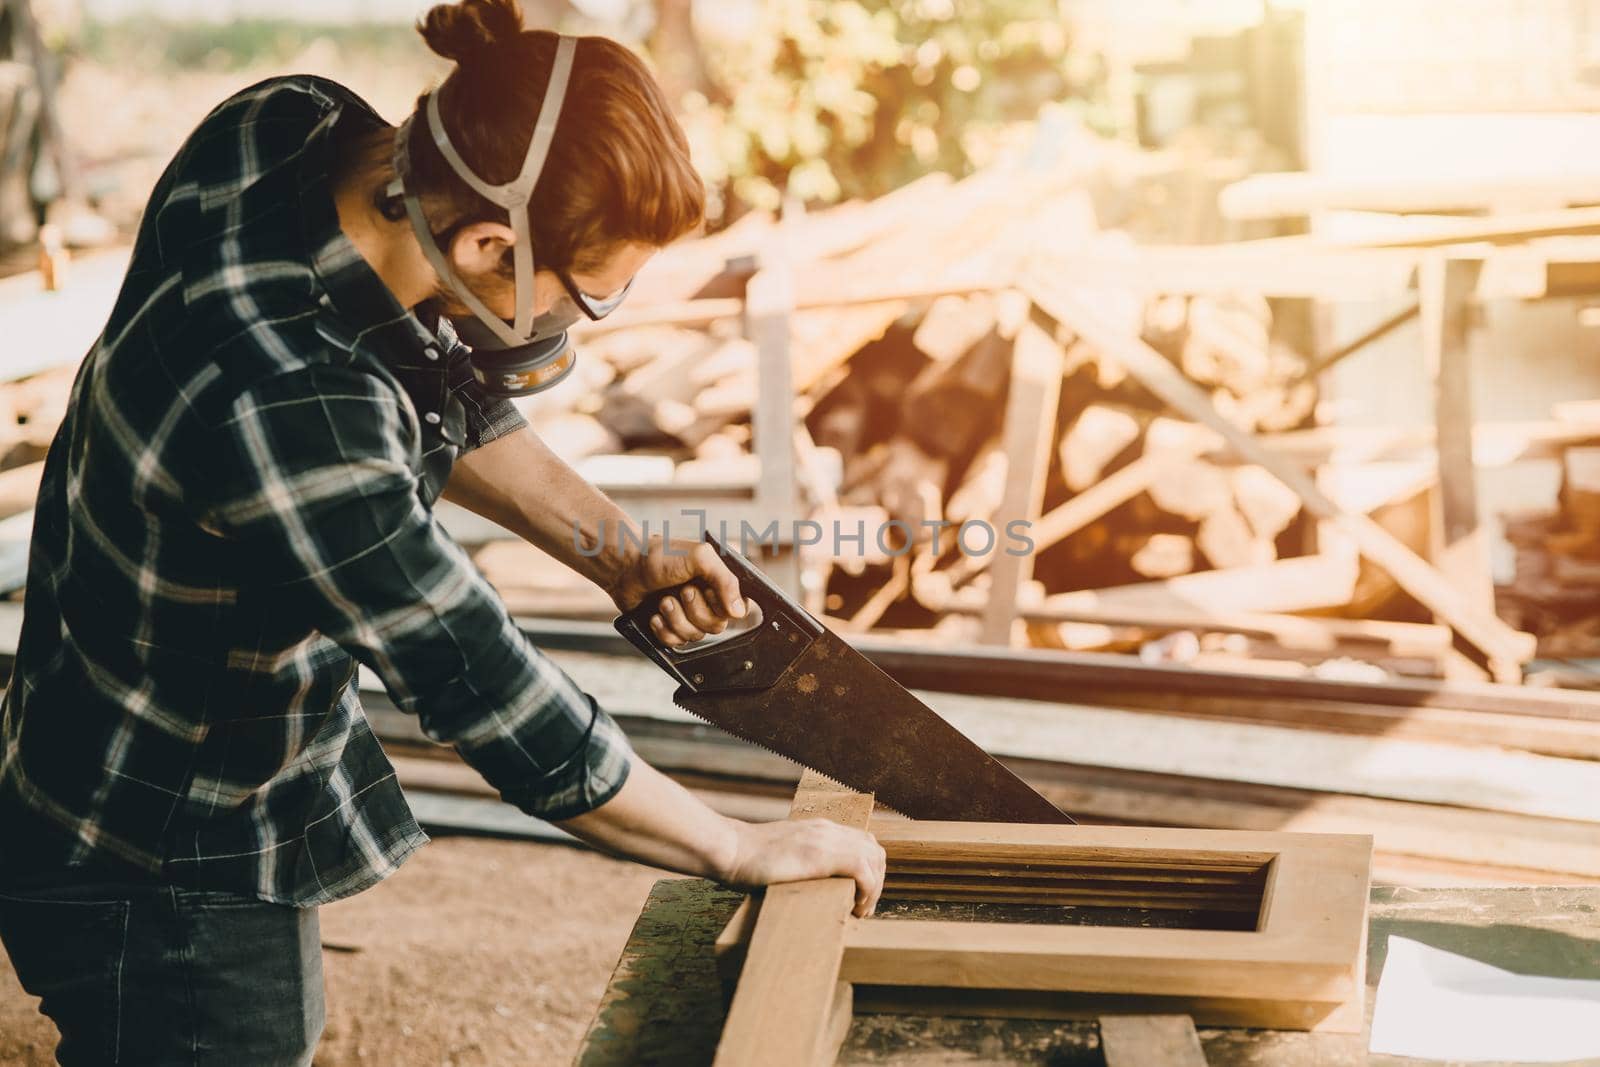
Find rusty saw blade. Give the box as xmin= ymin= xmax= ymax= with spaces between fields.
xmin=615 ymin=534 xmax=1073 ymax=824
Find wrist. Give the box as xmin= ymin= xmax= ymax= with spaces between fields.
xmin=577 ymin=519 xmax=638 ymax=603
xmin=706 ymin=815 xmax=747 ymax=884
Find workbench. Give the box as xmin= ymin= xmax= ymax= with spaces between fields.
xmin=577 ymin=882 xmax=1600 ymax=1066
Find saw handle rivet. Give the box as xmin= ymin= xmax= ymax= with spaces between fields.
xmin=742 ymin=660 xmax=753 ymax=671
xmin=692 ymin=673 xmax=704 ymax=684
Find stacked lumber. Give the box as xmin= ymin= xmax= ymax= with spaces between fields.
xmin=1501 ymin=411 xmax=1600 ymax=662
xmin=497 ymin=174 xmax=1344 ymax=652
xmin=0 ymin=182 xmax=1557 ymax=684
xmin=344 ymin=623 xmax=1600 ymax=890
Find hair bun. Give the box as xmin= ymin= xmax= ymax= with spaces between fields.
xmin=418 ymin=0 xmax=525 ymax=64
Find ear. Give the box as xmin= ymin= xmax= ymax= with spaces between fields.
xmin=445 ymin=220 xmax=516 ymax=281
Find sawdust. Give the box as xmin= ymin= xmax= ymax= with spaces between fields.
xmin=0 ymin=837 xmax=664 ymax=1066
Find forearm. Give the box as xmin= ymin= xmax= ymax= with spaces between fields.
xmin=553 ymin=758 xmax=738 ymax=879
xmin=442 ymin=425 xmax=639 ymax=592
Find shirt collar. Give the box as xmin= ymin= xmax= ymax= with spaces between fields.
xmin=295 ymin=102 xmax=441 ymax=370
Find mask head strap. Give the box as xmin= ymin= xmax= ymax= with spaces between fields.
xmin=388 ymin=35 xmax=578 ymax=344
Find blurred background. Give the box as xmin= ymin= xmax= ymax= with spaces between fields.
xmin=7 ymin=0 xmax=1591 ymax=672
xmin=2 ymin=3 xmax=1600 ymax=1063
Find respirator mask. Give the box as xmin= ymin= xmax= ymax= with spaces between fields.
xmin=387 ymin=35 xmax=630 ymax=397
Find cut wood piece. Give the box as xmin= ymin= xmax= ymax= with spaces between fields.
xmin=527 ymin=413 xmax=622 ymax=465
xmin=1037 ymin=554 xmax=1357 ymax=617
xmin=870 ymin=436 xmax=948 ymax=540
xmin=1231 ymin=465 xmax=1301 ymax=543
xmin=674 ymin=455 xmax=761 ymax=486
xmin=473 ymin=540 xmax=617 ymax=618
xmin=693 ymin=374 xmax=756 ymax=420
xmin=981 ymin=318 xmax=1063 ymax=646
xmin=1125 ymin=533 xmax=1196 ymax=579
xmin=1141 ymin=295 xmax=1190 ymax=360
xmin=1060 ymin=405 xmax=1143 ymax=492
xmin=1099 ymin=1014 xmax=1208 ymax=1067
xmin=584 ymin=324 xmax=712 ymax=378
xmin=1181 ymin=293 xmax=1272 ymax=395
xmin=902 ymin=325 xmax=1014 ymax=461
xmin=713 ymin=772 xmax=871 ymax=1067
xmin=689 ymin=336 xmax=758 ymax=388
xmin=575 ymin=454 xmax=678 ymax=487
xmin=1026 ymin=619 xmax=1147 ymax=654
xmin=1024 ymin=275 xmax=1535 ymax=671
xmin=944 ymin=438 xmax=1006 ymax=527
xmin=1148 ymin=459 xmax=1232 ymax=522
xmin=1196 ymin=505 xmax=1275 ymax=570
xmin=911 ymin=293 xmax=996 ymax=365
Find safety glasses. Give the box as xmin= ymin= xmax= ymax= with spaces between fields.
xmin=555 ymin=268 xmax=634 ymax=321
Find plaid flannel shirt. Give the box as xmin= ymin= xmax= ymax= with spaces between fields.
xmin=0 ymin=76 xmax=632 ymax=906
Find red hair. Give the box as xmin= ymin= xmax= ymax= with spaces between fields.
xmin=410 ymin=0 xmax=704 ymax=273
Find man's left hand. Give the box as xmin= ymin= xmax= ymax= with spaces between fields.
xmin=608 ymin=538 xmax=747 ymax=647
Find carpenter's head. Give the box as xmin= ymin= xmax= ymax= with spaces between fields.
xmin=400 ymin=0 xmax=704 ymax=324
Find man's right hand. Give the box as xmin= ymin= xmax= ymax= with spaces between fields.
xmin=719 ymin=818 xmax=887 ymax=917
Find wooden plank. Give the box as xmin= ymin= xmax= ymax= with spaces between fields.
xmin=831 ymin=828 xmax=1367 ymax=1030
xmin=1099 ymin=1015 xmax=1209 ymax=1067
xmin=1012 ymin=761 xmax=1600 ymax=883
xmin=1419 ymin=256 xmax=1496 ymax=641
xmin=979 ymin=314 xmax=1062 ymax=645
xmin=745 ymin=251 xmax=801 ymax=595
xmin=1034 ymin=239 xmax=1418 ymax=299
xmin=1023 ymin=274 xmax=1535 ymax=670
xmin=820 ymin=982 xmax=853 ymax=1067
xmin=713 ymin=772 xmax=872 ymax=1067
xmin=946 ymin=554 xmax=1360 ymax=619
xmin=1328 ymin=204 xmax=1600 ymax=249
xmin=1020 ymin=603 xmax=1448 ymax=655
xmin=717 ymin=823 xmax=1368 ymax=1032
xmin=1219 ymin=172 xmax=1600 ymax=220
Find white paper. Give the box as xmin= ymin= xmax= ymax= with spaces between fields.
xmin=1369 ymin=936 xmax=1600 ymax=1062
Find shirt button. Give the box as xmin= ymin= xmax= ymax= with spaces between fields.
xmin=424 ymin=412 xmax=441 ymax=425
xmin=423 ymin=346 xmax=441 ymax=361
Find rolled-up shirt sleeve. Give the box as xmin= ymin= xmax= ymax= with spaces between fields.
xmin=443 ymin=336 xmax=528 ymax=452
xmin=200 ymin=363 xmax=630 ymax=818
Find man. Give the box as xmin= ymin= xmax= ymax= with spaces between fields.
xmin=0 ymin=3 xmax=883 ymax=1062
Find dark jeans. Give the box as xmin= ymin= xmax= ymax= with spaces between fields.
xmin=0 ymin=875 xmax=324 ymax=1066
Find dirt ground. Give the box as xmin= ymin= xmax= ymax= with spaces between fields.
xmin=0 ymin=837 xmax=665 ymax=1066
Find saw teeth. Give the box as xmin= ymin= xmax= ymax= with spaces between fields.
xmin=669 ymin=695 xmax=909 ymax=818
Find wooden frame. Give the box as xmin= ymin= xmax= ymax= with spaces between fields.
xmin=713 ymin=783 xmax=1371 ymax=1064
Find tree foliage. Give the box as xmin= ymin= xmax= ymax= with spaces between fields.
xmin=662 ymin=0 xmax=1096 ymax=223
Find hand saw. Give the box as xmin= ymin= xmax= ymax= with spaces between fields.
xmin=615 ymin=533 xmax=1072 ymax=824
